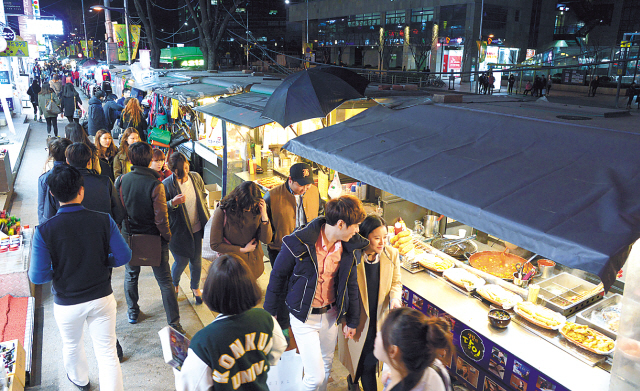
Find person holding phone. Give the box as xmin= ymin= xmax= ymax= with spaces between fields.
xmin=209 ymin=181 xmax=272 ymax=281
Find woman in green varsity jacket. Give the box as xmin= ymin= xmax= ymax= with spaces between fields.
xmin=174 ymin=254 xmax=287 ymax=391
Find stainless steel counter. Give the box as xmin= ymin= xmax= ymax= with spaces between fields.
xmin=401 ymin=269 xmax=611 ymax=390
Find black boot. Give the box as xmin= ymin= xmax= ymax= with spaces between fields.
xmin=347 ymin=374 xmax=361 ymax=391
xmin=116 ymin=339 xmax=124 ymax=362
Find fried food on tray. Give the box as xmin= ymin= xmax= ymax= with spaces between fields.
xmin=561 ymin=322 xmax=615 ymax=353
xmin=255 ymin=177 xmax=285 ymax=190
xmin=416 ymin=253 xmax=454 ymax=272
xmin=516 ymin=302 xmax=564 ymax=328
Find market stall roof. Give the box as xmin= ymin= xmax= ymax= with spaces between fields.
xmin=154 ymin=83 xmax=231 ymax=102
xmin=282 ymin=103 xmax=640 ymax=291
xmin=194 ymin=92 xmax=273 ymax=129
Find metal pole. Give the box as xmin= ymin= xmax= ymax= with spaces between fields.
xmin=81 ymin=0 xmax=89 ymax=58
xmin=124 ymin=0 xmax=131 ymax=64
xmin=476 ymin=0 xmax=484 ymax=94
xmin=104 ymin=0 xmax=114 ymax=64
xmin=246 ymin=7 xmax=249 ymax=67
xmin=306 ymin=0 xmax=309 ymax=44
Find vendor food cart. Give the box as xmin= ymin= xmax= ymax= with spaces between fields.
xmin=281 ymin=102 xmax=640 ymax=391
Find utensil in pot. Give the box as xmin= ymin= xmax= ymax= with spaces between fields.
xmin=440 ymin=234 xmax=477 ymax=251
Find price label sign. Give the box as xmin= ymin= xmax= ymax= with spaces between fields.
xmin=460 ymin=329 xmax=485 ymax=362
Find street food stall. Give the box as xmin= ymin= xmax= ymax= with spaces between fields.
xmin=281 ymin=102 xmax=640 ymax=391
xmin=193 ymin=91 xmax=378 ymax=196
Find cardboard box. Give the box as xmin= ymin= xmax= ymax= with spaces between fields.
xmin=1 ymin=339 xmax=25 ymax=388
xmin=205 ymin=184 xmax=223 ymax=209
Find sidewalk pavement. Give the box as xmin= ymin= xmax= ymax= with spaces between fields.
xmin=13 ymin=115 xmax=204 ymax=391
xmin=14 ymin=112 xmax=355 ymax=390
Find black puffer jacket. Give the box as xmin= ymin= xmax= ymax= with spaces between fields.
xmin=263 ymin=217 xmax=368 ymax=330
xmin=60 ymin=90 xmax=82 ymax=118
xmin=87 ymin=96 xmax=107 ymax=136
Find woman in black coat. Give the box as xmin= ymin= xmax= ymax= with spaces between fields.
xmin=59 ymin=83 xmax=82 ymax=123
xmin=26 ymin=80 xmax=41 ymax=121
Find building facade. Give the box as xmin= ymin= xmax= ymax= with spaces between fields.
xmin=288 ymin=0 xmax=559 ymax=75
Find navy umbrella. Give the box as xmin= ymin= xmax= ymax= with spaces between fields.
xmin=262 ymin=67 xmax=369 ymax=128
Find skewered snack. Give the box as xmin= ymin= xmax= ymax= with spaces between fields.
xmin=515 ymin=302 xmax=565 ymax=329
xmin=390 ymin=229 xmax=410 ymax=245
xmin=560 ymin=322 xmax=615 ymax=354
xmin=399 ymin=242 xmax=415 ymax=256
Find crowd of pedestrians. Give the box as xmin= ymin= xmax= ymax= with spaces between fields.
xmin=28 ymin=75 xmax=455 ymax=390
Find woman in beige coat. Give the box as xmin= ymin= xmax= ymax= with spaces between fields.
xmin=338 ymin=214 xmax=402 ymax=391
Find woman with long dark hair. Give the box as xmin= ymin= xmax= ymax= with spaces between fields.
xmin=38 ymin=82 xmax=60 ymax=137
xmin=120 ymin=98 xmax=148 ymax=141
xmin=339 ymin=214 xmax=402 ymax=391
xmin=66 ymin=122 xmax=102 ymax=175
xmin=60 ymin=82 xmax=82 ymax=123
xmin=113 ymin=128 xmax=140 ymax=179
xmin=374 ymin=308 xmax=454 ymax=391
xmin=163 ymin=152 xmax=210 ymax=304
xmin=94 ymin=130 xmax=118 ymax=181
xmin=209 ymin=181 xmax=272 ymax=281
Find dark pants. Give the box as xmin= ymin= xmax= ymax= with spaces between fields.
xmin=354 ymin=322 xmax=378 ymax=391
xmin=32 ymin=102 xmax=38 ymax=117
xmin=508 ymin=84 xmax=514 ymax=94
xmin=66 ymin=116 xmax=79 ymax=124
xmin=268 ymin=248 xmax=291 ymax=329
xmin=45 ymin=117 xmax=58 ymax=136
xmin=75 ymin=79 xmax=79 ymax=87
xmin=170 ymin=229 xmax=203 ymax=290
xmin=124 ymin=242 xmax=180 ymax=327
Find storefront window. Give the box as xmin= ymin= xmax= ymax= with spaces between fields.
xmin=411 ymin=8 xmax=434 ymax=23
xmin=385 ymin=10 xmax=406 ymax=26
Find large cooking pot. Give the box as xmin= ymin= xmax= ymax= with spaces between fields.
xmin=468 ymin=250 xmax=534 ymax=280
xmin=431 ymin=237 xmax=477 ymax=259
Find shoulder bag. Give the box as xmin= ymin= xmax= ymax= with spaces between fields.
xmin=46 ymin=93 xmax=61 ymax=115
xmin=118 ymin=183 xmax=162 ymax=267
xmin=202 ymin=209 xmax=230 ymax=262
xmin=73 ymin=96 xmax=82 ymax=119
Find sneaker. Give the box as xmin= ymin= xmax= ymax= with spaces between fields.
xmin=116 ymin=339 xmax=124 ymax=362
xmin=172 ymin=323 xmax=187 ymax=336
xmin=128 ymin=313 xmax=138 ymax=324
xmin=67 ymin=374 xmax=91 ymax=391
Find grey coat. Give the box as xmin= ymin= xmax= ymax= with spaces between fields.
xmin=163 ymin=172 xmax=210 ymax=259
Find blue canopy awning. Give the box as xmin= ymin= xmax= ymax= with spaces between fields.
xmin=283 ymin=104 xmax=640 ymax=290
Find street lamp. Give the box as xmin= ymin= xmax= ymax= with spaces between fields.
xmin=90 ymin=2 xmax=132 ymax=65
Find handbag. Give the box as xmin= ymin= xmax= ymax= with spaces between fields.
xmin=73 ymin=96 xmax=82 ymax=118
xmin=119 ymin=184 xmax=162 ymax=267
xmin=45 ymin=93 xmax=61 ymax=115
xmin=148 ymin=126 xmax=171 ymax=145
xmin=201 ymin=209 xmax=229 ymax=262
xmin=112 ymin=118 xmax=123 ymax=140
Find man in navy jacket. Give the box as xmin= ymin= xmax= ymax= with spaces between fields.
xmin=29 ymin=164 xmax=131 ymax=391
xmin=264 ymin=195 xmax=368 ymax=391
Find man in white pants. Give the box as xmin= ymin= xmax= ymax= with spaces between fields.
xmin=29 ymin=164 xmax=132 ymax=391
xmin=264 ymin=195 xmax=368 ymax=390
